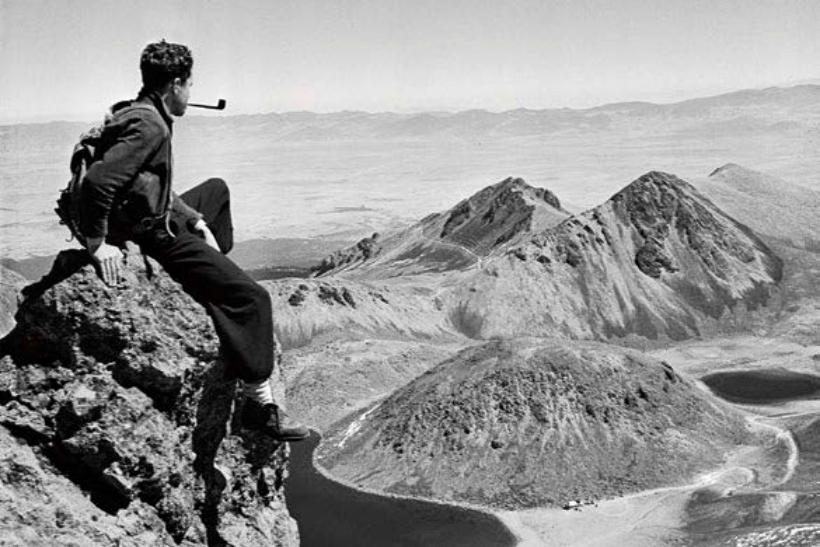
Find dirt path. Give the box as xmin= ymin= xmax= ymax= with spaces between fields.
xmin=418 ymin=232 xmax=486 ymax=268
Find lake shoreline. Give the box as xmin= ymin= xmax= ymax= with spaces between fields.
xmin=304 ymin=429 xmax=521 ymax=546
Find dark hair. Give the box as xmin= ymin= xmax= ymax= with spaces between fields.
xmin=140 ymin=40 xmax=193 ymax=93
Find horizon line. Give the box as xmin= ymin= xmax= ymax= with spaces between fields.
xmin=2 ymin=81 xmax=818 ymax=127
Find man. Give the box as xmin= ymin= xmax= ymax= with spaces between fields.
xmin=81 ymin=40 xmax=308 ymax=442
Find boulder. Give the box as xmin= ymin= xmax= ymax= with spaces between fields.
xmin=0 ymin=250 xmax=298 ymax=546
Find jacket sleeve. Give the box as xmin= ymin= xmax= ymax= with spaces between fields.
xmin=80 ymin=114 xmax=165 ymax=239
xmin=171 ymin=192 xmax=204 ymax=228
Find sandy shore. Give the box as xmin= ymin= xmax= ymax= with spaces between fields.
xmin=496 ymin=488 xmax=689 ymax=547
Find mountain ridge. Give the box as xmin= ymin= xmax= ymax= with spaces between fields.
xmin=5 ymin=84 xmax=818 ymax=138
xmin=313 ymin=177 xmax=569 ymax=277
xmin=303 ymin=170 xmax=782 ymax=342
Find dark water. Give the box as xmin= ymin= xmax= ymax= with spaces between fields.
xmin=702 ymin=369 xmax=820 ymax=405
xmin=285 ymin=432 xmax=517 ymax=547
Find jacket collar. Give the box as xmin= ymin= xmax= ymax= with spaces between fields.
xmin=135 ymin=90 xmax=175 ymax=130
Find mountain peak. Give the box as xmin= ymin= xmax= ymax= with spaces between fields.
xmin=438 ymin=176 xmax=566 ymax=251
xmin=315 ymin=177 xmax=570 ymax=277
xmin=453 ymin=170 xmax=781 ymax=341
xmin=615 ymin=170 xmax=696 ymax=196
xmin=708 ymin=163 xmax=744 ymax=178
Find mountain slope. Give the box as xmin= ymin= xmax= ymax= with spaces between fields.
xmin=314 ymin=177 xmax=569 ymax=277
xmin=317 ymin=338 xmax=755 ymax=509
xmin=441 ymin=171 xmax=782 ymax=341
xmin=694 ymin=163 xmax=820 ymax=249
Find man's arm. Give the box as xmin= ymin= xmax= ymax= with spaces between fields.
xmin=81 ymin=113 xmax=165 ymax=284
xmin=86 ymin=237 xmax=123 ymax=286
xmin=81 ymin=114 xmax=165 ymax=240
xmin=171 ymin=193 xmax=218 ymax=251
xmin=171 ymin=191 xmax=203 ymax=226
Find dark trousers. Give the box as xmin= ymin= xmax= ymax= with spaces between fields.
xmin=138 ymin=178 xmax=273 ymax=383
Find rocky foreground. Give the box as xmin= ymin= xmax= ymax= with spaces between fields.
xmin=0 ymin=254 xmax=298 ymax=547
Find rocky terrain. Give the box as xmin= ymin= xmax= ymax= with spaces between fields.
xmin=0 ymin=252 xmax=298 ymax=546
xmin=302 ymin=171 xmax=782 ymax=343
xmin=0 ymin=267 xmax=25 ymax=338
xmin=440 ymin=171 xmax=782 ymax=341
xmin=0 ymin=162 xmax=808 ymax=544
xmin=317 ymin=338 xmax=756 ymax=509
xmin=266 ymin=170 xmax=788 ymax=442
xmin=265 ymin=277 xmax=463 ymax=351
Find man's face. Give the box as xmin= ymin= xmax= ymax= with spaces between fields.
xmin=169 ymin=75 xmax=193 ymax=116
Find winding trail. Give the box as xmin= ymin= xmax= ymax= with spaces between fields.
xmin=417 ymin=232 xmax=487 ymax=268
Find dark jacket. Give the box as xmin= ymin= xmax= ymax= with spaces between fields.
xmin=80 ymin=92 xmax=201 ymax=242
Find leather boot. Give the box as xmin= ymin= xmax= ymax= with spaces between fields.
xmin=240 ymin=399 xmax=310 ymax=442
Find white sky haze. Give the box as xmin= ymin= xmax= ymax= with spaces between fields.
xmin=1 ymin=0 xmax=819 ymax=123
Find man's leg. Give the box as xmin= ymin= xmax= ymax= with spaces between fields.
xmin=178 ymin=178 xmax=234 ymax=254
xmin=141 ymin=231 xmax=307 ymax=441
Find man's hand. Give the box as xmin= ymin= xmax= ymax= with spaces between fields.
xmin=193 ymin=220 xmax=220 ymax=251
xmin=88 ymin=239 xmax=124 ymax=286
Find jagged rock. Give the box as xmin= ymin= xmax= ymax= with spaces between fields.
xmin=0 ymin=251 xmax=299 ymax=546
xmin=312 ymin=233 xmax=381 ymax=276
xmin=0 ymin=266 xmax=26 ymax=338
xmin=439 ymin=177 xmax=566 ymax=252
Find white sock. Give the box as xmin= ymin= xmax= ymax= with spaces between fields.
xmin=244 ymin=377 xmax=275 ymax=405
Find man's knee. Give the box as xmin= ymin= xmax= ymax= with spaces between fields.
xmin=204 ymin=177 xmax=229 ymax=200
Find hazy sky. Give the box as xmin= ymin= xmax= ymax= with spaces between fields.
xmin=1 ymin=0 xmax=819 ymax=123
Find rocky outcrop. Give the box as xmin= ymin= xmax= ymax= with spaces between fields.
xmin=312 ymin=233 xmax=381 ymax=277
xmin=0 ymin=250 xmax=298 ymax=547
xmin=318 ymin=338 xmax=755 ymax=509
xmin=0 ymin=266 xmax=26 ymax=338
xmin=266 ymin=278 xmax=461 ymax=350
xmin=437 ymin=177 xmax=567 ymax=254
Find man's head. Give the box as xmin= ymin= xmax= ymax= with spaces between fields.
xmin=140 ymin=40 xmax=193 ymax=116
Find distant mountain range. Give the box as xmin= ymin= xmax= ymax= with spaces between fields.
xmin=176 ymin=84 xmax=820 ymax=142
xmin=3 ymin=84 xmax=818 ymax=143
xmin=2 ymin=83 xmax=819 ymax=263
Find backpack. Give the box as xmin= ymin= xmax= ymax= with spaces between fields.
xmin=55 ymin=124 xmax=104 ymax=248
xmin=55 ymin=102 xmax=159 ymax=248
